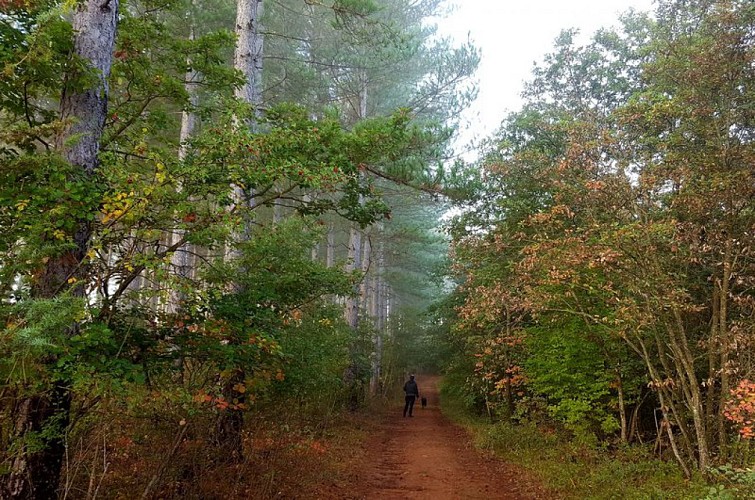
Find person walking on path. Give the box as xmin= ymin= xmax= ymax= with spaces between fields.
xmin=403 ymin=374 xmax=420 ymax=417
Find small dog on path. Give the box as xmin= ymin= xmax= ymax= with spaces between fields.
xmin=421 ymin=396 xmax=427 ymax=408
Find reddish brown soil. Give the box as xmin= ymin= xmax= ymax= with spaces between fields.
xmin=319 ymin=376 xmax=550 ymax=500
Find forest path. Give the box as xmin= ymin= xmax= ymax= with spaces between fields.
xmin=346 ymin=375 xmax=549 ymax=500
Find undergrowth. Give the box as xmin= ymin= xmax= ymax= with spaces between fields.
xmin=439 ymin=375 xmax=709 ymax=500
xmin=61 ymin=398 xmax=381 ymax=499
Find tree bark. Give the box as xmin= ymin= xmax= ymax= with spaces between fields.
xmin=617 ymin=372 xmax=627 ymax=443
xmin=360 ymin=231 xmax=371 ymax=313
xmin=343 ymin=73 xmax=367 ymax=330
xmin=170 ymin=20 xmax=199 ymax=306
xmin=706 ymin=284 xmax=720 ymax=448
xmin=326 ymin=224 xmax=335 ymax=268
xmin=343 ymin=223 xmax=363 ymax=410
xmin=669 ymin=310 xmax=710 ymax=471
xmin=717 ymin=238 xmax=733 ymax=459
xmin=5 ymin=386 xmax=72 ymax=499
xmin=4 ymin=0 xmax=119 ymax=495
xmin=214 ymin=368 xmax=245 ymax=462
xmin=234 ymin=0 xmax=264 ymax=127
xmin=214 ymin=0 xmax=264 ymax=456
xmin=369 ymin=231 xmax=382 ymax=396
xmin=344 ymin=226 xmax=362 ymax=329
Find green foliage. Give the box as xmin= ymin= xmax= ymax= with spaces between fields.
xmin=0 ymin=297 xmax=142 ymax=403
xmin=446 ymin=0 xmax=755 ymax=478
xmin=273 ymin=306 xmax=351 ymax=412
xmin=438 ymin=364 xmax=486 ymax=418
xmin=0 ymin=0 xmax=477 ymax=491
xmin=1 ymin=296 xmax=84 ymax=363
xmin=0 ymin=4 xmax=73 ymax=144
xmin=524 ymin=321 xmax=616 ymax=439
xmin=0 ymin=154 xmax=102 ymax=293
xmin=441 ymin=379 xmax=708 ymax=499
xmin=211 ymin=217 xmax=352 ymax=311
xmin=705 ymin=466 xmax=755 ymax=500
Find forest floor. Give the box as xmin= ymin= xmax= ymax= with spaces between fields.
xmin=315 ymin=375 xmax=551 ymax=499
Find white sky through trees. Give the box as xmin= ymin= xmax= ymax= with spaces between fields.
xmin=437 ymin=0 xmax=655 ymax=159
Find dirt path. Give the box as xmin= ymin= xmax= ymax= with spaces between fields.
xmin=346 ymin=375 xmax=548 ymax=500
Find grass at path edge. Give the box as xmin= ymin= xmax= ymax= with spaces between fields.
xmin=438 ymin=376 xmax=710 ymax=500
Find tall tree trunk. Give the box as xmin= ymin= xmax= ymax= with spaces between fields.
xmin=617 ymin=371 xmax=627 ymax=444
xmin=6 ymin=386 xmax=72 ymax=499
xmin=343 ymin=72 xmax=368 ymax=329
xmin=359 ymin=71 xmax=368 ymax=121
xmin=214 ymin=368 xmax=245 ymax=462
xmin=369 ymin=277 xmax=381 ymax=395
xmin=342 ymin=72 xmax=371 ymax=406
xmin=359 ymin=231 xmax=371 ymax=312
xmin=382 ymin=283 xmax=391 ymax=334
xmin=215 ymin=0 xmax=264 ymax=458
xmin=369 ymin=234 xmax=383 ymax=396
xmin=343 ymin=224 xmax=363 ymax=409
xmin=706 ymin=285 xmax=720 ymax=448
xmin=344 ymin=226 xmax=362 ymax=329
xmin=170 ymin=21 xmax=199 ymax=307
xmin=326 ymin=224 xmax=335 ymax=268
xmin=717 ymin=238 xmax=733 ymax=459
xmin=234 ymin=0 xmax=264 ymax=127
xmin=378 ymin=282 xmax=392 ymax=399
xmin=669 ymin=310 xmax=710 ymax=471
xmin=228 ymin=0 xmax=263 ymax=234
xmin=3 ymin=0 xmax=118 ymax=496
xmin=642 ymin=354 xmax=692 ymax=477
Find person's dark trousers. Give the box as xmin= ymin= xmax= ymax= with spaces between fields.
xmin=404 ymin=395 xmax=416 ymax=417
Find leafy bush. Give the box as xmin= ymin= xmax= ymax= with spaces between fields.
xmin=524 ymin=321 xmax=618 ymax=441
xmin=705 ymin=466 xmax=755 ymax=499
xmin=441 ymin=374 xmax=708 ymax=499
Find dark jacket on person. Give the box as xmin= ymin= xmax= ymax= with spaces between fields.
xmin=403 ymin=379 xmax=419 ymax=398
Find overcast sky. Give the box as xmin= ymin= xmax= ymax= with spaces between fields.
xmin=436 ymin=0 xmax=656 ymax=158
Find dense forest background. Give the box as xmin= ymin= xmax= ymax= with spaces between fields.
xmin=0 ymin=0 xmax=754 ymax=497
